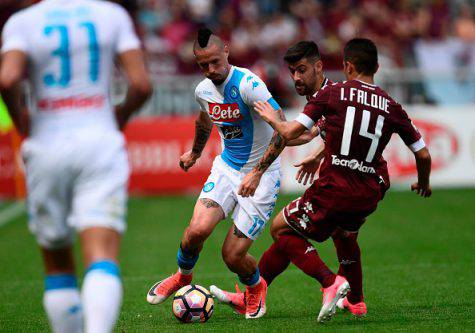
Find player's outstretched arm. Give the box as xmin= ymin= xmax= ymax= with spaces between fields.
xmin=179 ymin=112 xmax=213 ymax=172
xmin=238 ymin=109 xmax=286 ymax=197
xmin=253 ymin=101 xmax=307 ymax=141
xmin=115 ymin=49 xmax=152 ymax=129
xmin=411 ymin=147 xmax=432 ymax=197
xmin=0 ymin=50 xmax=29 ymax=136
xmin=286 ymin=126 xmax=320 ymax=146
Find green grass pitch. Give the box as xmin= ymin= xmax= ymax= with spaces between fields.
xmin=0 ymin=189 xmax=474 ymax=332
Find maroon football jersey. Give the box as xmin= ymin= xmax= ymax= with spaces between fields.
xmin=296 ymin=80 xmax=424 ymax=210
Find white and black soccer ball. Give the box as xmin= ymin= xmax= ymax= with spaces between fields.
xmin=172 ymin=284 xmax=214 ymax=323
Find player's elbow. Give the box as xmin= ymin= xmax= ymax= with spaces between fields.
xmin=139 ymin=80 xmax=153 ymax=100
xmin=131 ymin=78 xmax=153 ymax=100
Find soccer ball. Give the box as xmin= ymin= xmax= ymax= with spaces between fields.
xmin=172 ymin=284 xmax=214 ymax=323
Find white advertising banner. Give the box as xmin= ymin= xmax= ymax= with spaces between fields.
xmin=280 ymin=106 xmax=475 ymax=193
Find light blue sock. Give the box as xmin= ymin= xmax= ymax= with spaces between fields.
xmin=239 ymin=268 xmax=261 ymax=287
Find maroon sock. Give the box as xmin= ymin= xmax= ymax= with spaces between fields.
xmin=333 ymin=233 xmax=363 ymax=303
xmin=258 ymin=242 xmax=291 ymax=286
xmin=277 ymin=233 xmax=335 ymax=288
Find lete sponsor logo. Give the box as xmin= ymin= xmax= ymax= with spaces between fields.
xmin=385 ymin=119 xmax=459 ymax=178
xmin=208 ymin=103 xmax=242 ymax=122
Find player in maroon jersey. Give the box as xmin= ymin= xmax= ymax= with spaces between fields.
xmin=251 ymin=38 xmax=432 ymax=322
xmin=211 ymin=40 xmax=381 ymax=318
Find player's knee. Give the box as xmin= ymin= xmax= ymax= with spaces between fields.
xmin=270 ymin=221 xmax=287 ymax=241
xmin=270 ymin=225 xmax=282 ymax=241
xmin=269 ymin=212 xmax=290 ymax=241
xmin=184 ymin=224 xmax=210 ymax=246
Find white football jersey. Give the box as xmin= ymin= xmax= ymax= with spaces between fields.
xmin=1 ymin=0 xmax=140 ymax=138
xmin=195 ymin=66 xmax=281 ymax=173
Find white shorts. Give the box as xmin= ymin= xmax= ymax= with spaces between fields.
xmin=199 ymin=156 xmax=281 ymax=240
xmin=22 ymin=131 xmax=129 ymax=249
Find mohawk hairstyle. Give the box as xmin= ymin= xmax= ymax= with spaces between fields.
xmin=197 ymin=27 xmax=213 ymax=48
xmin=284 ymin=41 xmax=320 ymax=64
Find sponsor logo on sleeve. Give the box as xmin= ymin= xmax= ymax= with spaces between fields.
xmin=203 ymin=182 xmax=215 ymax=193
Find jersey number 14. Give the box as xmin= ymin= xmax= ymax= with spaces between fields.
xmin=340 ymin=106 xmax=385 ymax=163
xmin=43 ymin=22 xmax=99 ymax=87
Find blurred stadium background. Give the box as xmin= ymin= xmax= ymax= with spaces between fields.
xmin=0 ymin=1 xmax=474 ymax=331
xmin=1 ymin=0 xmax=475 ymax=197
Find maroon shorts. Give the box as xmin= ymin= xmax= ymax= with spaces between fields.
xmin=282 ymin=192 xmax=379 ymax=242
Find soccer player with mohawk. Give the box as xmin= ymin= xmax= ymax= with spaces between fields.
xmin=147 ymin=28 xmax=307 ymax=319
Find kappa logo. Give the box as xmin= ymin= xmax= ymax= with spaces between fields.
xmin=298 ymin=214 xmax=310 ymax=230
xmin=68 ymin=304 xmax=81 ymax=315
xmin=305 ymin=246 xmax=316 ymax=254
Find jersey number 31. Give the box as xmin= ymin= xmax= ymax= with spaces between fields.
xmin=43 ymin=22 xmax=99 ymax=87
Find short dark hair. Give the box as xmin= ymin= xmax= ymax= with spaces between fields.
xmin=197 ymin=27 xmax=213 ymax=48
xmin=343 ymin=38 xmax=378 ymax=75
xmin=284 ymin=41 xmax=320 ymax=64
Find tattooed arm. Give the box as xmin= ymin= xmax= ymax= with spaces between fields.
xmin=179 ymin=112 xmax=213 ymax=171
xmin=238 ymin=109 xmax=286 ymax=197
xmin=254 ymin=108 xmax=287 ymax=173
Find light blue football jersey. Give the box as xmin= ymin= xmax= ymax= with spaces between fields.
xmin=195 ymin=66 xmax=281 ymax=173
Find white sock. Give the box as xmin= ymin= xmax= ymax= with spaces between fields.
xmin=43 ymin=275 xmax=83 ymax=333
xmin=82 ymin=261 xmax=122 ymax=333
xmin=178 ymin=267 xmax=193 ymax=275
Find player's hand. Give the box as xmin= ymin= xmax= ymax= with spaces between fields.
xmin=254 ymin=101 xmax=278 ymax=124
xmin=294 ymin=154 xmax=323 ymax=186
xmin=411 ymin=182 xmax=432 ymax=198
xmin=238 ymin=170 xmax=263 ymax=197
xmin=179 ymin=150 xmax=200 ymax=172
xmin=310 ymin=125 xmax=320 ymax=138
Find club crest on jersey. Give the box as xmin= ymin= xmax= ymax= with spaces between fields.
xmin=208 ymin=103 xmax=242 ymax=122
xmin=230 ymin=86 xmax=239 ymax=99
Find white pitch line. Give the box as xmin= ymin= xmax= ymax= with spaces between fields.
xmin=0 ymin=201 xmax=25 ymax=228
